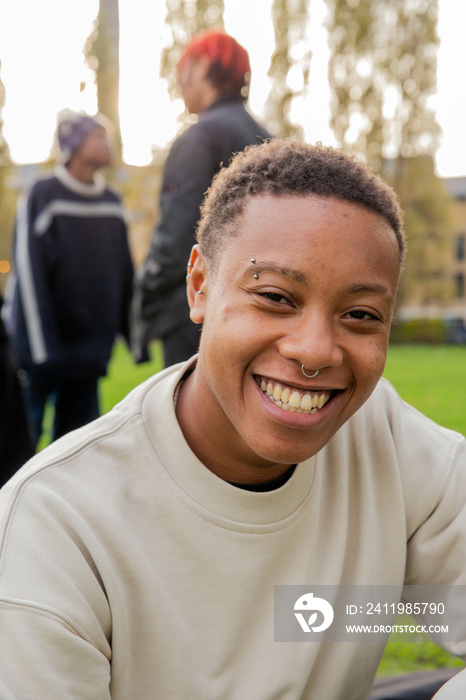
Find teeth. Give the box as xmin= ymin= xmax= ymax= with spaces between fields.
xmin=258 ymin=377 xmax=331 ymax=415
xmin=300 ymin=393 xmax=313 ymax=411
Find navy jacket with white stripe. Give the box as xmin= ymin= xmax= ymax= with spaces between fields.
xmin=5 ymin=166 xmax=134 ymax=379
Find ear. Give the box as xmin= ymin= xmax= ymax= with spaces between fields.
xmin=186 ymin=245 xmax=208 ymax=324
xmin=198 ymin=55 xmax=212 ymax=81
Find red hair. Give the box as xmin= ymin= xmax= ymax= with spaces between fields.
xmin=178 ymin=30 xmax=250 ymax=97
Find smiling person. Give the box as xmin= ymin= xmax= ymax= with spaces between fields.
xmin=1 ymin=140 xmax=466 ymax=699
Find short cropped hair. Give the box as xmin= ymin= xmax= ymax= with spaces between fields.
xmin=197 ymin=139 xmax=405 ymax=270
xmin=178 ymin=30 xmax=250 ymax=100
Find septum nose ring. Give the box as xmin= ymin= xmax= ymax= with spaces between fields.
xmin=302 ymin=365 xmax=319 ymax=378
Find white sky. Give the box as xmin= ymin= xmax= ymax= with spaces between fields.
xmin=0 ymin=0 xmax=464 ymax=177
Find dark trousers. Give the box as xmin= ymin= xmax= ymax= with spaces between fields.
xmin=22 ymin=370 xmax=99 ymax=447
xmin=162 ymin=320 xmax=202 ymax=367
xmin=0 ymin=354 xmax=35 ymax=486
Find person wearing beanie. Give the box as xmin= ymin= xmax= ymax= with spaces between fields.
xmin=132 ymin=29 xmax=272 ymax=367
xmin=3 ymin=113 xmax=134 ymax=447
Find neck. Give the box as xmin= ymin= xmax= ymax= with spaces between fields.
xmin=66 ymin=160 xmax=98 ymax=185
xmin=194 ymin=83 xmax=222 ymax=114
xmin=203 ymin=90 xmax=221 ymax=111
xmin=175 ymin=369 xmax=294 ymax=485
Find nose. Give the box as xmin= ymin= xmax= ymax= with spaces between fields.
xmin=277 ymin=310 xmax=344 ymax=372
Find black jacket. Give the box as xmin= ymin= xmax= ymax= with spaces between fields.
xmin=133 ymin=96 xmax=271 ymax=357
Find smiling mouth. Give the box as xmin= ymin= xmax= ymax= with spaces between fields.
xmin=255 ymin=376 xmax=334 ymax=415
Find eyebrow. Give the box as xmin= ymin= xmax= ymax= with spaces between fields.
xmin=245 ymin=262 xmax=307 ymax=284
xmin=347 ymin=283 xmax=394 ymax=306
xmin=245 ymin=264 xmax=394 ymax=305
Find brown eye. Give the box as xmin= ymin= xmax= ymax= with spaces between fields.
xmin=347 ymin=310 xmax=378 ymax=321
xmin=263 ymin=292 xmax=289 ymax=304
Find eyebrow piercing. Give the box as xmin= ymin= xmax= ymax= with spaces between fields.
xmin=302 ymin=365 xmax=319 ymax=378
xmin=250 ymin=258 xmax=259 ymax=279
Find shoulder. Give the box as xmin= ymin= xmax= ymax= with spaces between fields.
xmin=163 ymin=120 xmax=217 ymax=175
xmin=200 ymin=100 xmax=270 ymax=135
xmin=96 ymin=185 xmax=125 ymax=213
xmin=102 ymin=184 xmax=122 ymax=203
xmin=324 ymin=379 xmax=466 ymax=538
xmin=169 ymin=119 xmax=209 ymax=152
xmin=353 ymin=378 xmax=464 ymax=467
xmin=171 ymin=101 xmax=258 ymax=145
xmin=369 ymin=378 xmax=463 ymax=447
xmin=25 ymin=172 xmax=62 ymax=201
xmin=348 ymin=378 xmax=465 ymax=518
xmin=199 ymin=100 xmax=251 ymax=130
xmin=0 ymin=361 xmax=189 ymax=523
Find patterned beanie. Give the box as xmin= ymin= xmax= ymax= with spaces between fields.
xmin=57 ymin=114 xmax=103 ymax=162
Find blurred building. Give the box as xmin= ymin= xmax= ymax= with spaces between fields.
xmin=397 ymin=175 xmax=466 ymax=328
xmin=444 ymin=177 xmax=466 ymax=314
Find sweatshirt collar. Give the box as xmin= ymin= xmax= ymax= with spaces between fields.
xmin=141 ymin=359 xmax=316 ymax=529
xmin=54 ymin=165 xmax=106 ymax=197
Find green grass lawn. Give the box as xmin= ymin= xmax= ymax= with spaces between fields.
xmin=44 ymin=342 xmax=466 ymax=676
xmin=383 ymin=344 xmax=466 ymax=436
xmin=379 ymin=615 xmax=464 ymax=676
xmin=100 ymin=340 xmax=164 ymax=413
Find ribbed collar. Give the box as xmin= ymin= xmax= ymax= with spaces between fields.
xmin=54 ymin=165 xmax=106 ymax=197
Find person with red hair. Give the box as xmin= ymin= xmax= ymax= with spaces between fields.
xmin=132 ymin=29 xmax=271 ymax=367
xmin=178 ymin=29 xmax=252 ymax=103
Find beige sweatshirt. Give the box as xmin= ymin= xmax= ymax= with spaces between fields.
xmin=1 ymin=360 xmax=465 ymax=699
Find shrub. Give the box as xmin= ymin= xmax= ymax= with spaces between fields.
xmin=390 ymin=319 xmax=448 ymax=344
